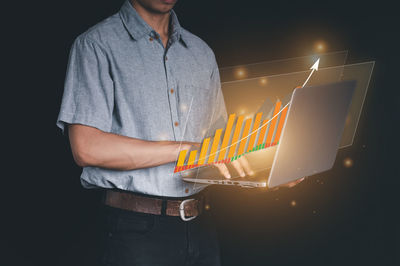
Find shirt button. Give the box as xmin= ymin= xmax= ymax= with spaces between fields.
xmin=170 ymin=88 xmax=174 ymax=94
xmin=149 ymin=37 xmax=153 ymax=41
xmin=165 ymin=56 xmax=168 ymax=61
xmin=185 ymin=188 xmax=189 ymax=193
xmin=174 ymin=122 xmax=179 ymax=127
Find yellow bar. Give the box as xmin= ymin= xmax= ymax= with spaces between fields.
xmin=257 ymin=119 xmax=269 ymax=146
xmin=247 ymin=112 xmax=262 ymax=151
xmin=187 ymin=150 xmax=197 ymax=166
xmin=177 ymin=150 xmax=187 ymax=166
xmin=218 ymin=114 xmax=236 ymax=161
xmin=207 ymin=129 xmax=223 ymax=164
xmin=228 ymin=116 xmax=244 ymax=158
xmin=237 ymin=118 xmax=252 ymax=156
xmin=198 ymin=138 xmax=210 ymax=165
xmin=265 ymin=101 xmax=282 ymax=145
xmin=273 ymin=106 xmax=288 ymax=143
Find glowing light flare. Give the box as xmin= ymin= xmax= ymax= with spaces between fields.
xmin=180 ymin=103 xmax=188 ymax=112
xmin=259 ymin=77 xmax=267 ymax=85
xmin=234 ymin=67 xmax=248 ymax=79
xmin=343 ymin=157 xmax=353 ymax=168
xmin=314 ymin=40 xmax=327 ymax=53
xmin=237 ymin=107 xmax=246 ymax=115
xmin=290 ymin=200 xmax=297 ymax=207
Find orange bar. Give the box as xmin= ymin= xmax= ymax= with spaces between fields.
xmin=228 ymin=116 xmax=244 ymax=158
xmin=265 ymin=101 xmax=282 ymax=145
xmin=207 ymin=129 xmax=223 ymax=164
xmin=177 ymin=150 xmax=187 ymax=166
xmin=247 ymin=112 xmax=263 ymax=152
xmin=198 ymin=138 xmax=210 ymax=165
xmin=218 ymin=114 xmax=236 ymax=161
xmin=257 ymin=119 xmax=269 ymax=146
xmin=273 ymin=105 xmax=288 ymax=143
xmin=187 ymin=150 xmax=197 ymax=166
xmin=237 ymin=118 xmax=252 ymax=156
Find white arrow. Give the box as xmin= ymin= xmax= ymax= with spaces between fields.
xmin=302 ymin=58 xmax=320 ymax=88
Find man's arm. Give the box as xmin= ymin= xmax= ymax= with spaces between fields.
xmin=69 ymin=124 xmax=196 ymax=170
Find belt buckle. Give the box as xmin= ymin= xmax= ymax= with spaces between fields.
xmin=179 ymin=199 xmax=197 ymax=221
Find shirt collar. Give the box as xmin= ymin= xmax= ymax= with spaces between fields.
xmin=119 ymin=0 xmax=188 ymax=47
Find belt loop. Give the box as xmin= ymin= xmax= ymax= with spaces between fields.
xmin=101 ymin=189 xmax=107 ymax=204
xmin=161 ymin=199 xmax=167 ymax=215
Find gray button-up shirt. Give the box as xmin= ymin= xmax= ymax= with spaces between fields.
xmin=57 ymin=0 xmax=227 ymax=197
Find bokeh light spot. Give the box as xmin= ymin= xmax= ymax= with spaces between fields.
xmin=314 ymin=40 xmax=327 ymax=53
xmin=234 ymin=67 xmax=248 ymax=79
xmin=259 ymin=77 xmax=268 ymax=85
xmin=343 ymin=157 xmax=354 ymax=168
xmin=180 ymin=103 xmax=188 ymax=111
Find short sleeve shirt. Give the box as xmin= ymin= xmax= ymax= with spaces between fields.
xmin=57 ymin=0 xmax=227 ymax=197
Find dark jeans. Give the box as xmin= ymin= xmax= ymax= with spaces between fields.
xmin=99 ymin=205 xmax=221 ymax=266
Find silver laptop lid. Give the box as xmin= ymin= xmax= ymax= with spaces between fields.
xmin=268 ymin=80 xmax=356 ymax=187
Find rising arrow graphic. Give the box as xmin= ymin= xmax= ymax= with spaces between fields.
xmin=302 ymin=58 xmax=320 ymax=88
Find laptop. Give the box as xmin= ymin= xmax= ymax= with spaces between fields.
xmin=180 ymin=80 xmax=356 ymax=188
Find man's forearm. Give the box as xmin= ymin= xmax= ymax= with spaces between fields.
xmin=69 ymin=124 xmax=194 ymax=171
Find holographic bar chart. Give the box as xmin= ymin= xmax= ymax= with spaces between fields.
xmin=174 ymin=101 xmax=289 ymax=173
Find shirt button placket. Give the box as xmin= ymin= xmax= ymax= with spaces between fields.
xmin=164 ymin=51 xmax=181 ymax=140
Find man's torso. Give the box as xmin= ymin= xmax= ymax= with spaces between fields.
xmin=57 ymin=1 xmax=226 ymax=197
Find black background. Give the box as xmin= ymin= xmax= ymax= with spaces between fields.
xmin=4 ymin=0 xmax=398 ymax=265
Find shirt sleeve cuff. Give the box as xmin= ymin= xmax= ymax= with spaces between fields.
xmin=56 ymin=111 xmax=111 ymax=134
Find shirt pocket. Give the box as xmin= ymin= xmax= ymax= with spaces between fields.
xmin=176 ymin=68 xmax=213 ymax=106
xmin=177 ymin=84 xmax=215 ymax=141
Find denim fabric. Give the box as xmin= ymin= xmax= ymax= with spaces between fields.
xmin=57 ymin=0 xmax=227 ymax=197
xmin=99 ymin=205 xmax=221 ymax=266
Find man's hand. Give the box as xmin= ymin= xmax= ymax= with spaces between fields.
xmin=214 ymin=156 xmax=254 ymax=179
xmin=272 ymin=177 xmax=305 ymax=190
xmin=212 ymin=152 xmax=305 ymax=188
xmin=194 ymin=149 xmax=305 ymax=188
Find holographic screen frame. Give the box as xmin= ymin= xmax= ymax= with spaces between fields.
xmin=176 ymin=52 xmax=374 ymax=188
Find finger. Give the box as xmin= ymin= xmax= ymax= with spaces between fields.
xmin=298 ymin=177 xmax=305 ymax=183
xmin=215 ymin=163 xmax=231 ymax=179
xmin=284 ymin=177 xmax=305 ymax=188
xmin=231 ymin=160 xmax=245 ymax=177
xmin=238 ymin=156 xmax=254 ymax=176
xmin=294 ymin=177 xmax=305 ymax=185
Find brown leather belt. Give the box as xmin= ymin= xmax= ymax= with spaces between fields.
xmin=104 ymin=190 xmax=206 ymax=221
